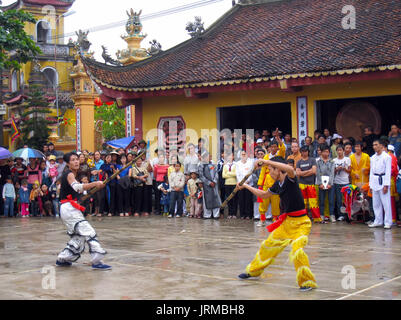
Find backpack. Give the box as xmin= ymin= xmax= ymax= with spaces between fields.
xmin=397 ymin=169 xmax=401 ymax=194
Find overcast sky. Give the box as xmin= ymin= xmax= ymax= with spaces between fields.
xmin=4 ymin=0 xmax=233 ymax=60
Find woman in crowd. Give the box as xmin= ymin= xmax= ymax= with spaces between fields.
xmin=25 ymin=158 xmax=42 ymax=191
xmin=153 ymin=153 xmax=169 ymax=215
xmin=129 ymin=157 xmax=149 ymax=217
xmin=116 ymin=154 xmax=131 ymax=217
xmin=78 ymin=153 xmax=91 ymax=180
xmin=100 ymin=154 xmax=113 ymax=216
xmin=141 ymin=153 xmax=153 ymax=215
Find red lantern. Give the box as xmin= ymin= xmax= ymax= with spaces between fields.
xmin=94 ymin=97 xmax=102 ymax=106
xmin=106 ymin=101 xmax=114 ymax=106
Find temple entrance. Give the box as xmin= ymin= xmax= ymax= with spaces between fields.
xmin=218 ymin=102 xmax=292 ymax=136
xmin=316 ymin=95 xmax=401 ymax=140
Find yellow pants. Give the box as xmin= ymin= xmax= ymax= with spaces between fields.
xmin=245 ymin=215 xmax=318 ymax=288
xmin=259 ymin=194 xmax=280 ymax=217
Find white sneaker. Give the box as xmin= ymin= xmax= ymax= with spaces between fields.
xmin=337 ymin=216 xmax=344 ymax=221
xmin=384 ymin=225 xmax=391 ymax=229
xmin=256 ymin=221 xmax=265 ymax=227
xmin=368 ymin=222 xmax=383 ymax=228
xmin=330 ymin=215 xmax=336 ymax=223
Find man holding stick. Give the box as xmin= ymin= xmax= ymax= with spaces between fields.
xmin=237 ymin=157 xmax=318 ymax=292
xmin=55 ymin=152 xmax=111 ymax=270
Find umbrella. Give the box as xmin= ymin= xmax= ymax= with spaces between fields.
xmin=106 ymin=136 xmax=136 ymax=150
xmin=12 ymin=148 xmax=45 ymax=161
xmin=0 ymin=147 xmax=12 ymax=160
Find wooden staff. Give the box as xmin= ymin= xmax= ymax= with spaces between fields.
xmin=79 ymin=151 xmax=146 ymax=203
xmin=220 ymin=161 xmax=263 ymax=210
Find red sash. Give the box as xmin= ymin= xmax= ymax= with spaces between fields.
xmin=266 ymin=209 xmax=307 ymax=232
xmin=60 ymin=194 xmax=86 ymax=212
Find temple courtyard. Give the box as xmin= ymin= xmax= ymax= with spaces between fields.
xmin=0 ymin=215 xmax=401 ymax=300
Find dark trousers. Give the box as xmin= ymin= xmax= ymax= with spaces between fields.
xmin=30 ymin=200 xmax=40 ymax=216
xmin=238 ymin=189 xmax=253 ymax=218
xmin=117 ymin=184 xmax=131 ymax=213
xmin=153 ymin=180 xmax=161 ymax=214
xmin=108 ymin=184 xmax=118 ymax=215
xmin=143 ymin=185 xmax=153 ymax=213
xmin=169 ymin=191 xmax=184 ymax=216
xmin=133 ymin=186 xmax=144 ymax=214
xmin=225 ymin=185 xmax=238 ymax=216
xmin=95 ymin=187 xmax=107 ymax=214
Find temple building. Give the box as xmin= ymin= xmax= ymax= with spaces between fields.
xmin=1 ymin=0 xmax=77 ymax=152
xmin=82 ymin=0 xmax=401 ymax=158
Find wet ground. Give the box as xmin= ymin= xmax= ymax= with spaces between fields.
xmin=0 ymin=215 xmax=401 ymax=300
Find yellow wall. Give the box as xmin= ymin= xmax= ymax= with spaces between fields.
xmin=142 ymin=77 xmax=401 ymax=158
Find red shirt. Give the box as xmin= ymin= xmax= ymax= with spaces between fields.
xmin=153 ymin=164 xmax=169 ymax=182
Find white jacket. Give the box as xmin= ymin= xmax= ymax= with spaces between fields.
xmin=369 ymin=152 xmax=391 ymax=191
xmin=235 ymin=158 xmax=254 ymax=185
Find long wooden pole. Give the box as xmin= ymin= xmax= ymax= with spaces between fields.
xmin=79 ymin=151 xmax=146 ymax=203
xmin=220 ymin=161 xmax=262 ymax=210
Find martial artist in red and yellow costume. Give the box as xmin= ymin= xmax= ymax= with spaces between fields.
xmin=388 ymin=146 xmax=399 ymax=223
xmin=238 ymin=157 xmax=317 ymax=291
xmin=258 ymin=131 xmax=286 ymax=223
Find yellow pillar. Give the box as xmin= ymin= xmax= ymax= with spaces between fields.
xmin=70 ymin=54 xmax=98 ymax=151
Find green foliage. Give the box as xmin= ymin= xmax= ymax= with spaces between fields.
xmin=0 ymin=9 xmax=42 ymax=70
xmin=94 ymin=103 xmax=126 ymax=141
xmin=19 ymin=85 xmax=53 ymax=149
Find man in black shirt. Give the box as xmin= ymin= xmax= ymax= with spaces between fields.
xmin=362 ymin=126 xmax=379 ymax=156
xmin=237 ymin=157 xmax=317 ymax=291
xmin=55 ymin=152 xmax=111 ymax=270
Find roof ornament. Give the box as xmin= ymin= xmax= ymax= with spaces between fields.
xmin=126 ymin=8 xmax=143 ymax=36
xmin=75 ymin=29 xmax=91 ymax=54
xmin=186 ymin=16 xmax=205 ymax=38
xmin=101 ymin=45 xmax=122 ymax=66
xmin=147 ymin=39 xmax=162 ymax=56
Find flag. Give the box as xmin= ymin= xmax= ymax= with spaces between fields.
xmin=10 ymin=117 xmax=20 ymax=142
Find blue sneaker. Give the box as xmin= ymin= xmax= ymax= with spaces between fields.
xmin=238 ymin=273 xmax=252 ymax=279
xmin=92 ymin=263 xmax=112 ymax=270
xmin=55 ymin=260 xmax=72 ymax=267
xmin=300 ymin=286 xmax=313 ymax=292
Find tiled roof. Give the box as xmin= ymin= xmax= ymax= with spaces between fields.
xmin=83 ymin=0 xmax=401 ymax=92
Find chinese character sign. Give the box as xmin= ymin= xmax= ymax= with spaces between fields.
xmin=125 ymin=105 xmax=132 ymax=137
xmin=297 ymin=97 xmax=308 ymax=144
xmin=76 ymin=108 xmax=81 ymax=151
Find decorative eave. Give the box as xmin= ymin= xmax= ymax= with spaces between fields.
xmin=86 ymin=64 xmax=401 ymax=96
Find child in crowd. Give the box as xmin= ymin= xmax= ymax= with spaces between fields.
xmin=187 ymin=171 xmax=198 ymax=218
xmin=195 ymin=179 xmax=204 ymax=218
xmin=30 ymin=181 xmax=41 ymax=216
xmin=159 ymin=175 xmax=170 ymax=216
xmin=182 ymin=173 xmax=190 ymax=216
xmin=2 ymin=176 xmax=15 ymax=217
xmin=47 ymin=155 xmax=59 ymax=185
xmin=40 ymin=184 xmax=53 ymax=216
xmin=49 ymin=179 xmax=61 ymax=217
xmin=19 ymin=180 xmax=30 ymax=218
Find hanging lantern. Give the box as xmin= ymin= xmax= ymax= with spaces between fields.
xmin=94 ymin=97 xmax=102 ymax=106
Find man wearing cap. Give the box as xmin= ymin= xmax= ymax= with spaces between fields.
xmin=330 ymin=133 xmax=342 ymax=159
xmin=387 ymin=144 xmax=399 ymax=224
xmin=369 ymin=139 xmax=392 ymax=229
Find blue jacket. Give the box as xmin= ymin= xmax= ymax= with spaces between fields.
xmin=19 ymin=187 xmax=30 ymax=203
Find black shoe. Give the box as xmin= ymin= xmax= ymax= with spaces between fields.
xmin=56 ymin=260 xmax=72 ymax=267
xmin=238 ymin=273 xmax=252 ymax=279
xmin=300 ymin=286 xmax=313 ymax=292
